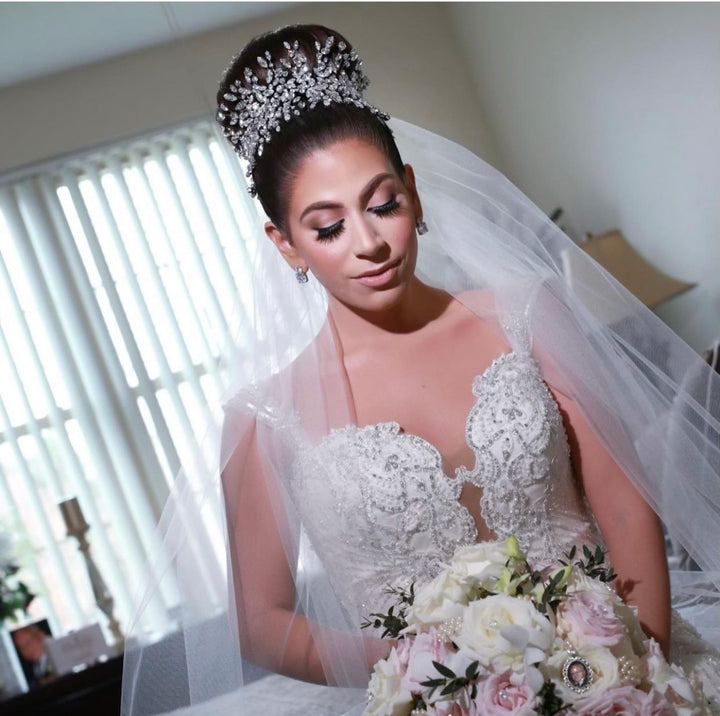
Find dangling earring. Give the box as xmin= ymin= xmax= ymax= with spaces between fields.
xmin=416 ymin=218 xmax=429 ymax=235
xmin=294 ymin=266 xmax=309 ymax=284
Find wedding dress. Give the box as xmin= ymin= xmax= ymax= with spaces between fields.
xmin=122 ymin=119 xmax=720 ymax=715
xmin=290 ymin=319 xmax=602 ymax=624
xmin=287 ymin=310 xmax=720 ymax=710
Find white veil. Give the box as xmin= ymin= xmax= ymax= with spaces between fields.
xmin=120 ymin=117 xmax=720 ymax=715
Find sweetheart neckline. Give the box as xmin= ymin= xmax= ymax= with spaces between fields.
xmin=310 ymin=349 xmax=547 ymax=546
xmin=327 ymin=349 xmax=528 ymax=481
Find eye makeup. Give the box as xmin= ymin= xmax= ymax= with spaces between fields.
xmin=315 ymin=196 xmax=402 ymax=242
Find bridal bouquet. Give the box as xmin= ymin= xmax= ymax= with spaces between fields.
xmin=362 ymin=537 xmax=709 ymax=715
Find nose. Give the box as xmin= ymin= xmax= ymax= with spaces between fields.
xmin=353 ymin=215 xmax=389 ymax=260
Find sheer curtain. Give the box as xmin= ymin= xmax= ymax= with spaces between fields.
xmin=0 ymin=120 xmax=259 ymax=645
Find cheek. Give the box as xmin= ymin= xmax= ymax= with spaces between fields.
xmin=396 ymin=216 xmax=418 ymax=253
xmin=306 ymin=245 xmax=347 ymax=280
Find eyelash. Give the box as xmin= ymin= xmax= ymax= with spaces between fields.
xmin=316 ymin=197 xmax=401 ymax=242
xmin=317 ymin=221 xmax=344 ymax=242
xmin=371 ymin=197 xmax=401 ymax=217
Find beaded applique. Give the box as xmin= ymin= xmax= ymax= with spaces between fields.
xmin=290 ymin=348 xmax=601 ymax=621
xmin=293 ymin=420 xmax=478 ymax=617
xmin=457 ymin=351 xmax=568 ymax=566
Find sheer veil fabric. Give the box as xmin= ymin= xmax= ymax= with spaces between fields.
xmin=121 ymin=118 xmax=720 ymax=714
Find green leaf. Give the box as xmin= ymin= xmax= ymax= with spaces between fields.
xmin=441 ymin=680 xmax=464 ymax=696
xmin=537 ymin=680 xmax=569 ymax=715
xmin=432 ymin=660 xmax=456 ymax=679
xmin=420 ymin=678 xmax=445 ymax=688
xmin=412 ymin=695 xmax=427 ymax=709
xmin=465 ymin=660 xmax=479 ymax=680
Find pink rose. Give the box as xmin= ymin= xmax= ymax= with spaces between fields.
xmin=575 ymin=684 xmax=673 ymax=715
xmin=558 ymin=590 xmax=627 ymax=649
xmin=433 ymin=705 xmax=466 ymax=716
xmin=401 ymin=632 xmax=455 ymax=696
xmin=473 ymin=671 xmax=537 ymax=715
xmin=434 ymin=689 xmax=478 ymax=716
xmin=395 ymin=637 xmax=411 ymax=667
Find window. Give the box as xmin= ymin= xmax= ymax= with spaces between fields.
xmin=0 ymin=120 xmax=258 ymax=643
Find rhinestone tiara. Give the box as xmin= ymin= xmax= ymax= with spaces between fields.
xmin=216 ymin=35 xmax=389 ymax=195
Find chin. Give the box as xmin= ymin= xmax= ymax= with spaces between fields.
xmin=352 ymin=282 xmax=412 ymax=315
xmin=328 ymin=261 xmax=418 ymax=315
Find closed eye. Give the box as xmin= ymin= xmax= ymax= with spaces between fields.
xmin=316 ymin=197 xmax=400 ymax=241
xmin=369 ymin=197 xmax=400 ymax=216
xmin=317 ymin=219 xmax=344 ymax=241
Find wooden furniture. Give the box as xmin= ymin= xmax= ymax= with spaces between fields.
xmin=0 ymin=654 xmax=122 ymax=716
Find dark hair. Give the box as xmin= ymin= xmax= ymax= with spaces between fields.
xmin=216 ymin=24 xmax=405 ymax=232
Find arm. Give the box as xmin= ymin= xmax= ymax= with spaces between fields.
xmin=221 ymin=415 xmax=388 ymax=684
xmin=551 ymin=389 xmax=672 ymax=657
xmin=222 ymin=417 xmax=328 ymax=683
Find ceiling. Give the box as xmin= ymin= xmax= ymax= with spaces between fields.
xmin=0 ymin=2 xmax=296 ymax=89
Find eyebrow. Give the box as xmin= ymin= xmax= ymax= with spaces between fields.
xmin=299 ymin=172 xmax=395 ymax=221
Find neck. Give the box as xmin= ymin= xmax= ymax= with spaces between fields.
xmin=327 ymin=277 xmax=453 ymax=356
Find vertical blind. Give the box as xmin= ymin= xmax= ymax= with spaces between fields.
xmin=0 ymin=120 xmax=261 ymax=643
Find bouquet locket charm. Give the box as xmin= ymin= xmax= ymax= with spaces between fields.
xmin=561 ymin=646 xmax=594 ymax=693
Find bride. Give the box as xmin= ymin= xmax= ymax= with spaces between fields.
xmin=122 ymin=23 xmax=720 ymax=714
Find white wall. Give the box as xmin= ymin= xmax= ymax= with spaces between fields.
xmin=0 ymin=2 xmax=499 ymax=173
xmin=451 ymin=3 xmax=720 ymax=351
xmin=4 ymin=2 xmax=716 ymax=350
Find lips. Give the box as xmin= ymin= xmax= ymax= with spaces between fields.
xmin=356 ymin=259 xmax=400 ymax=279
xmin=354 ymin=259 xmax=402 ymax=287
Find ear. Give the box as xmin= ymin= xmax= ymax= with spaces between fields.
xmin=403 ymin=164 xmax=423 ymax=221
xmin=264 ymin=221 xmax=306 ymax=271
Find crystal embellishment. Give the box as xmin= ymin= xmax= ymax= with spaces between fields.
xmin=290 ymin=341 xmax=603 ymax=622
xmin=217 ymin=36 xmax=389 ymax=194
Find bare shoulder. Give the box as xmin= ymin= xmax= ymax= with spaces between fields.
xmin=454 ymin=287 xmax=496 ymax=313
xmin=447 ymin=288 xmax=512 ymax=354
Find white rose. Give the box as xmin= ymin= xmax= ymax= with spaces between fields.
xmin=365 ymin=647 xmax=414 ymax=716
xmin=674 ymin=679 xmax=712 ymax=716
xmin=613 ymin=602 xmax=647 ymax=654
xmin=449 ymin=540 xmax=508 ymax=582
xmin=577 ymin=646 xmax=623 ymax=691
xmin=443 ymin=646 xmax=480 ymax=680
xmin=645 ymin=639 xmax=709 ymax=714
xmin=545 ymin=644 xmax=622 ymax=704
xmin=454 ymin=594 xmax=554 ymax=671
xmin=405 ymin=569 xmax=467 ymax=629
xmin=567 ymin=573 xmax=619 ymax=599
xmin=644 ymin=638 xmax=674 ymax=690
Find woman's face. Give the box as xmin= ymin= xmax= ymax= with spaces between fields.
xmin=266 ymin=137 xmax=422 ymax=315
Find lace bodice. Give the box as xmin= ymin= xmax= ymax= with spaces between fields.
xmin=290 ymin=350 xmax=602 ymax=622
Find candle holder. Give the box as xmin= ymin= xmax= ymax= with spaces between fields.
xmin=59 ymin=498 xmax=123 ymax=651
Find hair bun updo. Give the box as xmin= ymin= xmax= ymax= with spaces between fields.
xmin=216 ymin=24 xmax=404 ymax=231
